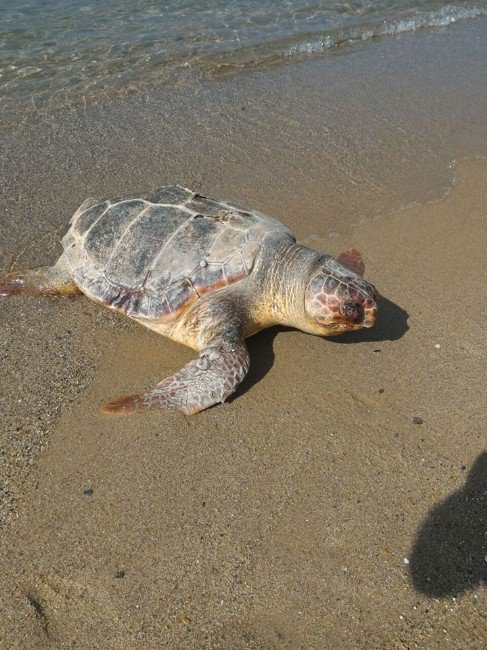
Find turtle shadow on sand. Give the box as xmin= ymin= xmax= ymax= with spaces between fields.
xmin=234 ymin=294 xmax=408 ymax=398
xmin=409 ymin=451 xmax=487 ymax=597
xmin=232 ymin=326 xmax=290 ymax=399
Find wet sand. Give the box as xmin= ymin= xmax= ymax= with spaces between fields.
xmin=1 ymin=18 xmax=487 ymax=650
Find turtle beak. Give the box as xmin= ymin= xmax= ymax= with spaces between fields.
xmin=363 ymin=305 xmax=377 ymax=328
xmin=359 ymin=282 xmax=378 ymax=328
xmin=362 ymin=296 xmax=378 ymax=328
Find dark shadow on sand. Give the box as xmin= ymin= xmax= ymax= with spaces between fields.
xmin=409 ymin=452 xmax=487 ymax=597
xmin=230 ymin=326 xmax=290 ymax=400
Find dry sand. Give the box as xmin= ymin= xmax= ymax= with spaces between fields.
xmin=1 ymin=19 xmax=487 ymax=650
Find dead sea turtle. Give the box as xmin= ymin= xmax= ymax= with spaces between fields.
xmin=0 ymin=186 xmax=377 ymax=415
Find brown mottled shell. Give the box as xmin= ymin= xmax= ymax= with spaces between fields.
xmin=62 ymin=186 xmax=294 ymax=322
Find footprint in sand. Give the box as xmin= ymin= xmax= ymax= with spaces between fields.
xmin=24 ymin=572 xmax=125 ymax=648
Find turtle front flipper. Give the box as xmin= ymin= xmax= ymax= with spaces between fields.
xmin=101 ymin=341 xmax=250 ymax=416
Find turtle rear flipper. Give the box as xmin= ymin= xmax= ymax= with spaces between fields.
xmin=101 ymin=341 xmax=249 ymax=416
xmin=0 ymin=258 xmax=81 ymax=297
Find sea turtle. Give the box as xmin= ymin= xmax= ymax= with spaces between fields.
xmin=0 ymin=186 xmax=377 ymax=415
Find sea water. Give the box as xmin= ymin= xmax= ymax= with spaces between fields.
xmin=1 ymin=0 xmax=486 ymax=126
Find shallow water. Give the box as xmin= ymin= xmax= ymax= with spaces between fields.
xmin=2 ymin=0 xmax=486 ymax=127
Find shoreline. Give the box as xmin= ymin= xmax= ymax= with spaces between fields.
xmin=1 ymin=15 xmax=487 ymax=648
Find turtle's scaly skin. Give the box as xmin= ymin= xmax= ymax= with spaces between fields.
xmin=0 ymin=186 xmax=378 ymax=415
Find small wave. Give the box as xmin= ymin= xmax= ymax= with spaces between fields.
xmin=206 ymin=4 xmax=487 ymax=77
xmin=285 ymin=4 xmax=487 ymax=56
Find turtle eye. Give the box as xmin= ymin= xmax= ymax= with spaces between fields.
xmin=340 ymin=300 xmax=363 ymax=322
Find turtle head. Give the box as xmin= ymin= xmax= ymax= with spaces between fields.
xmin=304 ymin=249 xmax=377 ymax=336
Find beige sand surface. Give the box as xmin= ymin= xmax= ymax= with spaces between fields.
xmin=1 ymin=158 xmax=485 ymax=648
xmin=1 ymin=18 xmax=487 ymax=649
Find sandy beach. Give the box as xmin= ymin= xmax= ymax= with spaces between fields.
xmin=1 ymin=16 xmax=487 ymax=649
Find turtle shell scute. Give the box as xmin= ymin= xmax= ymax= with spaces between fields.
xmin=191 ymin=263 xmax=226 ymax=296
xmin=223 ymin=253 xmax=247 ymax=284
xmin=164 ymin=279 xmax=199 ymax=319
